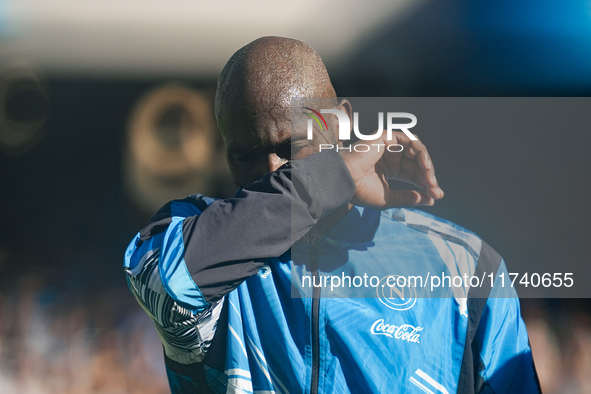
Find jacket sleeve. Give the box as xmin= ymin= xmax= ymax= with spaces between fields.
xmin=456 ymin=241 xmax=541 ymax=393
xmin=123 ymin=150 xmax=354 ymax=373
xmin=125 ymin=149 xmax=354 ymax=312
xmin=181 ymin=149 xmax=355 ymax=304
xmin=472 ymin=261 xmax=542 ymax=393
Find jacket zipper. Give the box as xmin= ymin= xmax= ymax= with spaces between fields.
xmin=310 ymin=244 xmax=320 ymax=394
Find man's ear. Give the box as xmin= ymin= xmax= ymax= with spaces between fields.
xmin=336 ymin=99 xmax=353 ymax=130
xmin=325 ymin=99 xmax=353 ymax=145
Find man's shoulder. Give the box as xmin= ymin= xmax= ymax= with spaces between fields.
xmin=137 ymin=194 xmax=218 ymax=243
xmin=152 ymin=194 xmax=217 ymax=221
xmin=380 ymin=208 xmax=481 ymax=243
xmin=379 ymin=207 xmax=485 ymax=262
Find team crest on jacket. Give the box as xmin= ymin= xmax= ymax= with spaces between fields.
xmin=376 ymin=275 xmax=417 ymax=311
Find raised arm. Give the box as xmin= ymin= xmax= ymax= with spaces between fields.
xmin=180 ymin=150 xmax=355 ymax=304
xmin=123 ymin=137 xmax=443 ymax=392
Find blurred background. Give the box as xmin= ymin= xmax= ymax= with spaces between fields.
xmin=0 ymin=0 xmax=590 ymax=392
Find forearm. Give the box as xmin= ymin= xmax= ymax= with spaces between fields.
xmin=182 ymin=150 xmax=355 ymax=303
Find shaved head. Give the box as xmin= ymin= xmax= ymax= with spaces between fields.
xmin=215 ymin=37 xmax=337 ymax=134
xmin=214 ymin=36 xmax=342 ymax=188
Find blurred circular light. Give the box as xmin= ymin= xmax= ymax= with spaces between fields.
xmin=0 ymin=60 xmax=48 ymax=155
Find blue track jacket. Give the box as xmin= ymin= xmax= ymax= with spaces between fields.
xmin=123 ymin=151 xmax=540 ymax=393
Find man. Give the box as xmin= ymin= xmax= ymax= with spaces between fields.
xmin=124 ymin=37 xmax=540 ymax=393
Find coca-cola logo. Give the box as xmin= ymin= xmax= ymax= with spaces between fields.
xmin=370 ymin=319 xmax=423 ymax=344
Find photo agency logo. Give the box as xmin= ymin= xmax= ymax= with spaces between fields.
xmin=303 ymin=107 xmax=418 ymax=152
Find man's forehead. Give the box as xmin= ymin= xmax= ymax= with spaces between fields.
xmin=221 ymin=105 xmax=292 ymax=146
xmin=223 ymin=134 xmax=290 ymax=158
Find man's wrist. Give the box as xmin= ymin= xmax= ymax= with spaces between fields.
xmin=300 ymin=150 xmax=355 ymax=216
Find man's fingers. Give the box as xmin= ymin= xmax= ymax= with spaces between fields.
xmin=374 ymin=133 xmax=444 ymax=201
xmin=396 ymin=148 xmax=443 ymax=199
xmin=346 ymin=132 xmax=444 ymax=208
xmin=405 ymin=138 xmax=444 ymax=199
xmin=407 ymin=138 xmax=431 ymax=171
xmin=384 ymin=190 xmax=435 ymax=208
xmin=397 ymin=167 xmax=428 ymax=190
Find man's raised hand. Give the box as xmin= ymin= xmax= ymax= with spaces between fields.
xmin=340 ymin=132 xmax=444 ymax=209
